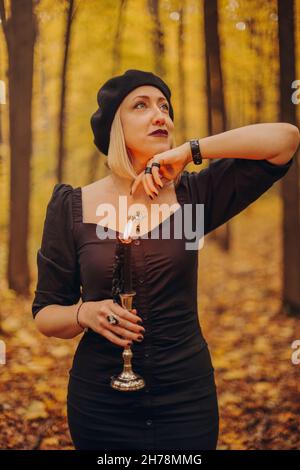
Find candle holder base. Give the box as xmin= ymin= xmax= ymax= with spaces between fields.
xmin=110 ymin=291 xmax=146 ymax=392
xmin=110 ymin=352 xmax=146 ymax=391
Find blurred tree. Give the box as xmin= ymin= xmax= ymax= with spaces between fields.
xmin=277 ymin=0 xmax=300 ymax=315
xmin=248 ymin=9 xmax=265 ymax=123
xmin=147 ymin=0 xmax=166 ymax=79
xmin=203 ymin=0 xmax=230 ymax=250
xmin=111 ymin=0 xmax=128 ymax=76
xmin=0 ymin=0 xmax=37 ymax=295
xmin=57 ymin=0 xmax=77 ymax=182
xmin=86 ymin=0 xmax=129 ymax=184
xmin=177 ymin=0 xmax=188 ymax=144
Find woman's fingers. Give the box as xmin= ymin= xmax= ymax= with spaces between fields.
xmin=143 ymin=174 xmax=157 ymax=199
xmin=106 ymin=323 xmax=144 ymax=342
xmin=105 ymin=312 xmax=144 ymax=335
xmin=145 ymin=172 xmax=159 ymax=197
xmin=144 ymin=159 xmax=161 ymax=197
xmin=131 ymin=144 xmax=189 ymax=197
xmin=131 ymin=152 xmax=178 ymax=197
xmin=102 ymin=329 xmax=133 ymax=347
xmin=93 ymin=300 xmax=144 ymax=347
xmin=151 ymin=163 xmax=164 ymax=188
xmin=131 ymin=167 xmax=161 ymax=198
xmin=131 ymin=172 xmax=144 ymax=196
xmin=102 ymin=304 xmax=144 ymax=346
xmin=112 ymin=302 xmax=143 ymax=324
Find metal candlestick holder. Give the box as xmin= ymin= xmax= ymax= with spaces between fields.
xmin=110 ymin=212 xmax=146 ymax=392
xmin=110 ymin=290 xmax=145 ymax=391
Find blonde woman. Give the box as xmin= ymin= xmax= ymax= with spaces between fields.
xmin=32 ymin=69 xmax=299 ymax=450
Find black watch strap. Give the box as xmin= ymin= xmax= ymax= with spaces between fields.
xmin=189 ymin=139 xmax=202 ymax=165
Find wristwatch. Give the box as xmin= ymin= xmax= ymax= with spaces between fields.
xmin=189 ymin=139 xmax=202 ymax=165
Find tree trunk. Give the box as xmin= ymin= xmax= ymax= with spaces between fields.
xmin=57 ymin=0 xmax=75 ymax=182
xmin=177 ymin=1 xmax=187 ymax=144
xmin=277 ymin=0 xmax=300 ymax=315
xmin=1 ymin=0 xmax=37 ymax=295
xmin=203 ymin=0 xmax=230 ymax=250
xmin=147 ymin=0 xmax=166 ymax=79
xmin=111 ymin=0 xmax=128 ymax=76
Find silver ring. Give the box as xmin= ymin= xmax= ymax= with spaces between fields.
xmin=106 ymin=314 xmax=119 ymax=325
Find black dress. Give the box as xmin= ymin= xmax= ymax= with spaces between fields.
xmin=32 ymin=157 xmax=293 ymax=450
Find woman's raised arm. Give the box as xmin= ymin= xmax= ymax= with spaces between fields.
xmin=185 ymin=122 xmax=300 ymax=166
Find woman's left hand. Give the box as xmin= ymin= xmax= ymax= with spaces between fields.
xmin=131 ymin=142 xmax=192 ymax=198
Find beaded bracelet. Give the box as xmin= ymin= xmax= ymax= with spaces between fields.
xmin=76 ymin=302 xmax=88 ymax=333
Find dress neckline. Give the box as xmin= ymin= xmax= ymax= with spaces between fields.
xmin=73 ymin=176 xmax=186 ymax=239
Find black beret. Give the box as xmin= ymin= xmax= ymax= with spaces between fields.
xmin=90 ymin=69 xmax=174 ymax=155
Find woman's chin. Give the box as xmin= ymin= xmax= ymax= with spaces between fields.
xmin=148 ymin=141 xmax=171 ymax=152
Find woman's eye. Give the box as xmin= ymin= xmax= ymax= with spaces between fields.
xmin=135 ymin=101 xmax=169 ymax=111
xmin=135 ymin=102 xmax=146 ymax=109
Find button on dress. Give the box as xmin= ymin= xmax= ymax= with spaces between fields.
xmin=32 ymin=157 xmax=293 ymax=450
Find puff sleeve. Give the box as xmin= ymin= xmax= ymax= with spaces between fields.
xmin=32 ymin=183 xmax=81 ymax=318
xmin=185 ymin=156 xmax=294 ymax=236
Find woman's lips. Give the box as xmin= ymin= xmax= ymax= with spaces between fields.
xmin=148 ymin=133 xmax=168 ymax=137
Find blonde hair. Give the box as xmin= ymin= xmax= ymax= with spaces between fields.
xmin=105 ymin=107 xmax=183 ymax=188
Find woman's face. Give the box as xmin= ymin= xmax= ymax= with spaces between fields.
xmin=119 ymin=85 xmax=174 ymax=171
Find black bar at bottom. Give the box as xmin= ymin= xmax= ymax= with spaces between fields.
xmin=0 ymin=450 xmax=299 ymax=468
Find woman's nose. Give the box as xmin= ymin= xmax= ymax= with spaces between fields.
xmin=153 ymin=111 xmax=166 ymax=123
